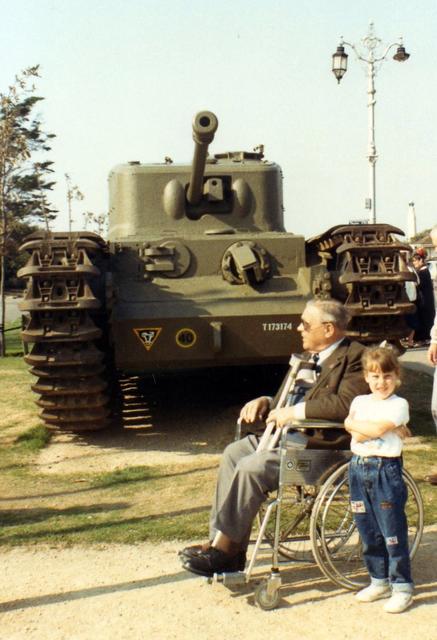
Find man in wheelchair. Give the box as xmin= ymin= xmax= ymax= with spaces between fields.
xmin=180 ymin=298 xmax=369 ymax=577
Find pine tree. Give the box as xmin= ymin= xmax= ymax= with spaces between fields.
xmin=0 ymin=65 xmax=57 ymax=356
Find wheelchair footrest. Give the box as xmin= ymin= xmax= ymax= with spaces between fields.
xmin=212 ymin=571 xmax=247 ymax=586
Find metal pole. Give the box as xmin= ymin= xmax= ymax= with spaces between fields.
xmin=335 ymin=24 xmax=409 ymax=225
xmin=367 ymin=55 xmax=377 ymax=223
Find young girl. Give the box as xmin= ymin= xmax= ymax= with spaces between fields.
xmin=345 ymin=346 xmax=413 ymax=614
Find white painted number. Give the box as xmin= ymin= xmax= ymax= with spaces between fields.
xmin=262 ymin=322 xmax=293 ymax=331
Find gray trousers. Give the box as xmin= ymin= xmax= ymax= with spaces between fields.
xmin=209 ymin=431 xmax=308 ymax=545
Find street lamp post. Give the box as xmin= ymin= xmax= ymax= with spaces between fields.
xmin=331 ymin=23 xmax=410 ymax=224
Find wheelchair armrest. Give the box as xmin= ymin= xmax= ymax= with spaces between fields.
xmin=282 ymin=419 xmax=345 ymax=432
xmin=235 ymin=417 xmax=268 ymax=441
xmin=281 ymin=421 xmax=348 ymax=450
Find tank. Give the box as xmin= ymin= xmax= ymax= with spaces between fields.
xmin=18 ymin=110 xmax=415 ymax=432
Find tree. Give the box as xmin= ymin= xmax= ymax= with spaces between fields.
xmin=411 ymin=229 xmax=431 ymax=244
xmin=65 ymin=173 xmax=83 ymax=233
xmin=4 ymin=219 xmax=42 ymax=288
xmin=83 ymin=210 xmax=108 ymax=236
xmin=0 ymin=65 xmax=56 ymax=356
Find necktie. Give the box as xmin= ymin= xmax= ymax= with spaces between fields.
xmin=312 ymin=353 xmax=321 ymax=375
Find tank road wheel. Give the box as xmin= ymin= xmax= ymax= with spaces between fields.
xmin=18 ymin=232 xmax=111 ymax=433
xmin=306 ymin=224 xmax=415 ymax=343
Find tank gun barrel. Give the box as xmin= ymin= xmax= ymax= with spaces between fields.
xmin=186 ymin=111 xmax=219 ymax=206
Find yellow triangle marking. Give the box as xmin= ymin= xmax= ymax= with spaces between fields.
xmin=133 ymin=327 xmax=162 ymax=351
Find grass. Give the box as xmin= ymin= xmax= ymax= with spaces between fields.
xmin=14 ymin=425 xmax=52 ymax=451
xmin=0 ymin=356 xmax=436 ymax=548
xmin=90 ymin=466 xmax=159 ymax=488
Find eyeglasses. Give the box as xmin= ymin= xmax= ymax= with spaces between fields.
xmin=299 ymin=320 xmax=332 ymax=332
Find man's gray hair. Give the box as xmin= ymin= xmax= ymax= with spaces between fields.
xmin=305 ymin=298 xmax=351 ymax=330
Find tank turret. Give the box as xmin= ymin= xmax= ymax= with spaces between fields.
xmin=107 ymin=111 xmax=285 ymax=240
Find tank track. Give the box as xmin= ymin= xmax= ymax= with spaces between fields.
xmin=18 ymin=231 xmax=111 ymax=432
xmin=307 ymin=223 xmax=416 ymax=343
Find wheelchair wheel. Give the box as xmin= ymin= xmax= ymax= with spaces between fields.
xmin=309 ymin=462 xmax=424 ymax=591
xmin=254 ymin=579 xmax=281 ymax=610
xmin=258 ymin=485 xmax=317 ymax=562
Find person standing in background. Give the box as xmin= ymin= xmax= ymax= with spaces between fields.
xmin=411 ymin=248 xmax=435 ymax=346
xmin=427 ymin=227 xmax=437 ymax=485
xmin=402 ymin=256 xmax=419 ymax=348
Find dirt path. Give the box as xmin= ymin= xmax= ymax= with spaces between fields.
xmin=1 ymin=529 xmax=436 ymax=640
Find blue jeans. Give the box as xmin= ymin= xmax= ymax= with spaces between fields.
xmin=349 ymin=456 xmax=413 ymax=592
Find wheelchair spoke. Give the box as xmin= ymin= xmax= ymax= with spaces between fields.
xmin=311 ymin=467 xmax=367 ymax=588
xmin=258 ymin=485 xmax=316 ymax=562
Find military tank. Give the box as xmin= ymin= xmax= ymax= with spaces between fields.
xmin=18 ymin=110 xmax=415 ymax=432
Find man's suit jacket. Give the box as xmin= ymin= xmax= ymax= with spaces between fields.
xmin=273 ymin=338 xmax=369 ymax=448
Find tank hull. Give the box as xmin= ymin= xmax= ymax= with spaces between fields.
xmin=108 ymin=230 xmax=310 ymax=370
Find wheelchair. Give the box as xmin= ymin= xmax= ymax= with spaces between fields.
xmin=210 ymin=420 xmax=424 ymax=610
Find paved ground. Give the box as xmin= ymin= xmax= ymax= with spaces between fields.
xmin=401 ymin=346 xmax=434 ymax=377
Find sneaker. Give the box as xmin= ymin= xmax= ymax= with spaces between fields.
xmin=383 ymin=592 xmax=413 ymax=613
xmin=355 ymin=584 xmax=391 ymax=602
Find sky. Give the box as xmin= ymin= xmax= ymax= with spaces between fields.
xmin=1 ymin=0 xmax=436 ymax=239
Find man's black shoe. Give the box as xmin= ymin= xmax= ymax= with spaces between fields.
xmin=182 ymin=547 xmax=245 ymax=577
xmin=178 ymin=542 xmax=211 ymax=561
xmin=180 ymin=545 xmax=246 ymax=570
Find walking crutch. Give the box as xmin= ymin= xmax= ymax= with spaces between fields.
xmin=255 ymin=354 xmax=307 ymax=451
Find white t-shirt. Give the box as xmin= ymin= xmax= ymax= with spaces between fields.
xmin=349 ymin=393 xmax=409 ymax=457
